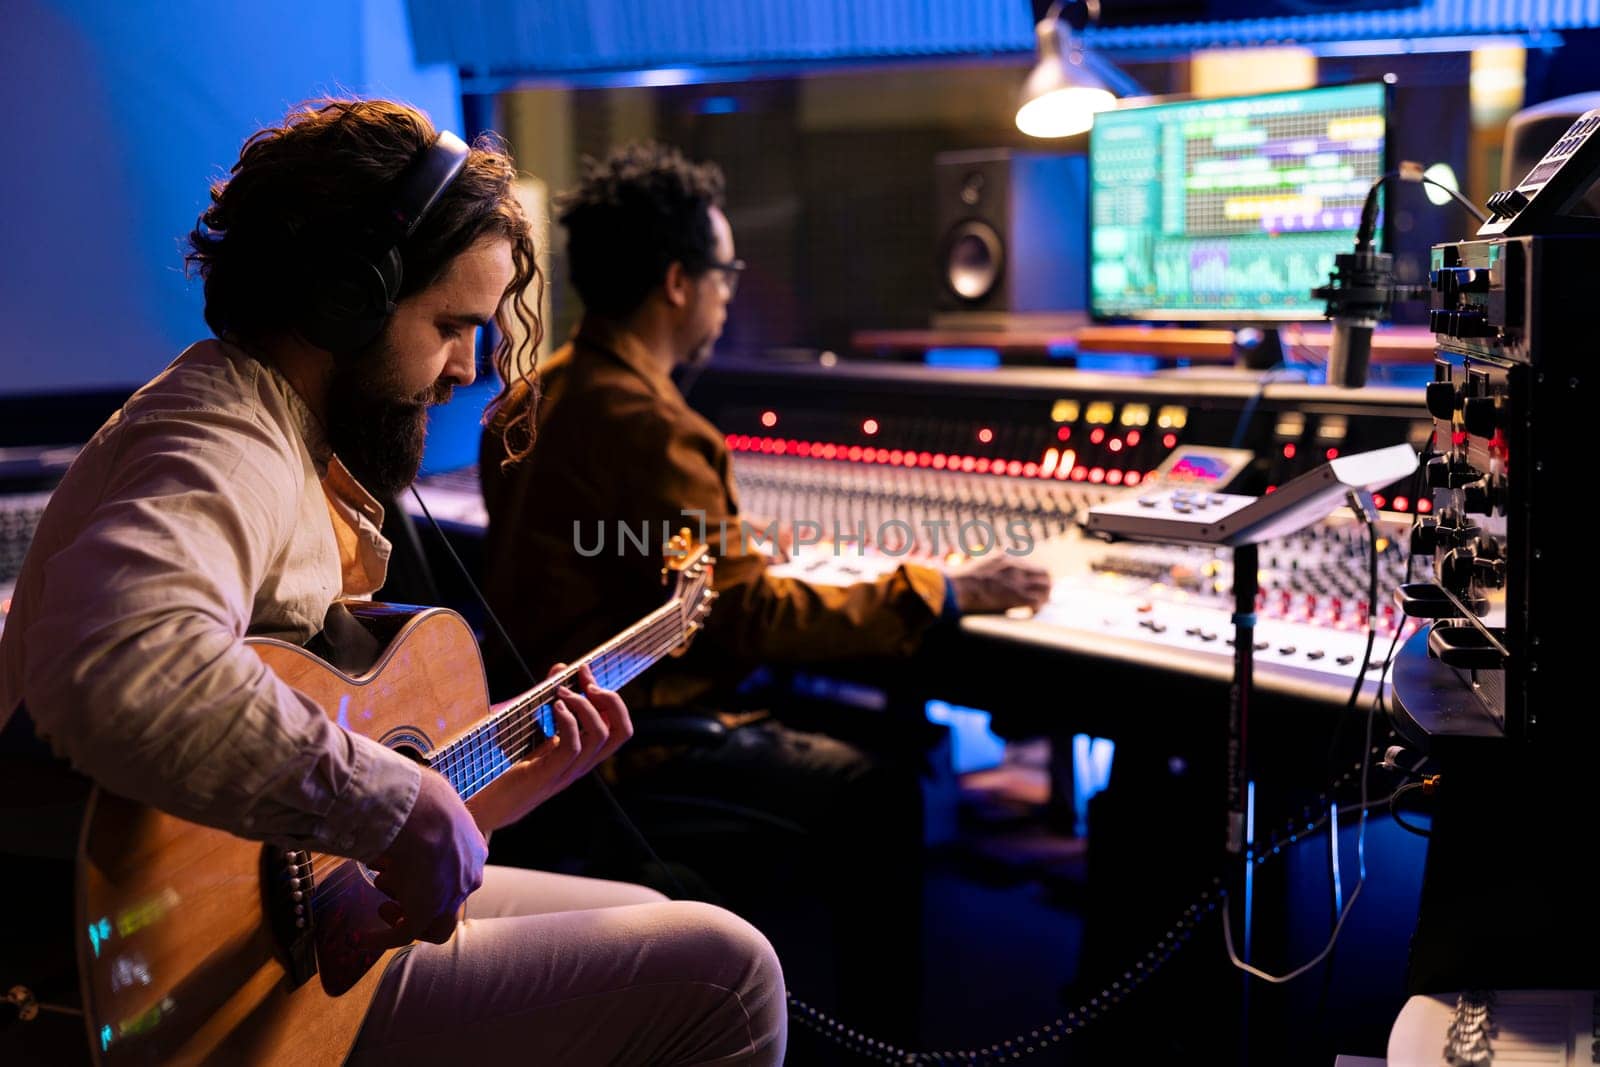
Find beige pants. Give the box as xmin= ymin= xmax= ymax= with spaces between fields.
xmin=347 ymin=866 xmax=787 ymax=1065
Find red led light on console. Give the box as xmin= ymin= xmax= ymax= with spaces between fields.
xmin=1057 ymin=426 xmax=1072 ymax=442
xmin=863 ymin=419 xmax=879 ymax=436
xmin=1126 ymin=430 xmax=1141 ymax=446
xmin=978 ymin=428 xmax=994 ymax=444
xmin=760 ymin=410 xmax=778 ymax=428
xmin=1163 ymin=433 xmax=1178 ymax=448
xmin=1283 ymin=443 xmax=1296 ymax=459
xmin=1089 ymin=428 xmax=1105 ymax=445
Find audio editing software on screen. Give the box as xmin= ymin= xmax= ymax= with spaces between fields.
xmin=1090 ymin=83 xmax=1387 ymax=320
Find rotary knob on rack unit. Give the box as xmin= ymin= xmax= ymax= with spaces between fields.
xmin=1410 ymin=516 xmax=1440 ymax=556
xmin=1486 ymin=188 xmax=1529 ymax=217
xmin=1439 ymin=548 xmax=1476 ymax=590
xmin=1461 ymin=395 xmax=1501 ymax=437
xmin=1425 ymin=380 xmax=1459 ymax=420
xmin=1461 ymin=479 xmax=1501 ymax=515
xmin=1427 ymin=456 xmax=1481 ymax=489
xmin=1474 ymin=556 xmax=1507 ymax=590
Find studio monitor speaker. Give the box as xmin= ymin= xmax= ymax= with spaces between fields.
xmin=933 ymin=149 xmax=1088 ymax=325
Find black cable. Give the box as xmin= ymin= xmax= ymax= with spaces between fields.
xmin=1423 ymin=176 xmax=1490 ymax=224
xmin=1325 ymin=491 xmax=1384 ymax=780
xmin=1387 ymin=781 xmax=1432 ymax=839
xmin=407 ymin=485 xmax=689 ymax=899
xmin=1357 ymin=167 xmax=1489 ymax=252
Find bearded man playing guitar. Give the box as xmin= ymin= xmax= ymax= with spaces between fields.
xmin=0 ymin=99 xmax=785 ymax=1066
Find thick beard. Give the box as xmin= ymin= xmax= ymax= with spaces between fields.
xmin=323 ymin=332 xmax=440 ymax=499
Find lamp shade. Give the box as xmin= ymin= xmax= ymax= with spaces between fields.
xmin=1015 ymin=16 xmax=1116 ymax=138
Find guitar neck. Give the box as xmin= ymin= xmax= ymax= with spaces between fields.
xmin=423 ymin=600 xmax=684 ymax=800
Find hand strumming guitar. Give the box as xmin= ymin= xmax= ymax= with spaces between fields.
xmin=368 ymin=768 xmax=488 ymax=948
xmin=366 ymin=663 xmax=633 ymax=947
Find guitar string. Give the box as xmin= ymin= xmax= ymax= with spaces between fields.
xmin=428 ymin=609 xmax=682 ymax=781
xmin=425 ymin=612 xmax=689 ymax=794
xmin=306 ymin=618 xmax=695 ymax=900
xmin=306 ymin=618 xmax=689 ymax=898
xmin=307 ymin=622 xmax=692 ymax=906
xmin=373 ymin=600 xmax=688 ymax=795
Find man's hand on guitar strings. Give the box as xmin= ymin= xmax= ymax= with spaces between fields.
xmin=465 ymin=662 xmax=636 ymax=834
xmin=367 ymin=768 xmax=488 ymax=949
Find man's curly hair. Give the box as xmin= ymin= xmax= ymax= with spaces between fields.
xmin=556 ymin=141 xmax=726 ymax=320
xmin=185 ymin=97 xmax=543 ymax=463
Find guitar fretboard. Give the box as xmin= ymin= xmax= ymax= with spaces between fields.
xmin=424 ymin=602 xmax=684 ymax=800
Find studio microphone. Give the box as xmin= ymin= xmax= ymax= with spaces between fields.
xmin=1313 ymin=162 xmax=1436 ymax=388
xmin=1314 ymin=249 xmax=1389 ymax=388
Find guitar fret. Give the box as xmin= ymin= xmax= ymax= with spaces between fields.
xmin=425 ymin=602 xmax=691 ymax=798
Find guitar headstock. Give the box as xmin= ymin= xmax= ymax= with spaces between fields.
xmin=662 ymin=527 xmax=717 ymax=656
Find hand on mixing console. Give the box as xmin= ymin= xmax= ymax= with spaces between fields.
xmin=948 ymin=554 xmax=1053 ymax=616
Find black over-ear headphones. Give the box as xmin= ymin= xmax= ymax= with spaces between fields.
xmin=299 ymin=129 xmax=471 ymax=354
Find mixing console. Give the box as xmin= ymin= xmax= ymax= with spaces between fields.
xmin=406 ymin=358 xmax=1429 ymax=706
xmin=0 ymin=446 xmax=76 ymax=637
xmin=683 ymin=359 xmax=1430 ymax=702
xmin=739 ymin=449 xmax=1417 ymax=699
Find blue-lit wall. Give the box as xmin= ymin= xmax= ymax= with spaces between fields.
xmin=1 ymin=0 xmax=461 ymax=396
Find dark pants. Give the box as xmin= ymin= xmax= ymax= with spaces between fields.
xmin=493 ymin=707 xmax=930 ymax=1046
xmin=632 ymin=713 xmax=928 ymax=1044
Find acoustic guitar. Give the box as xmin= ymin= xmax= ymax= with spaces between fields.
xmin=74 ymin=535 xmax=715 ymax=1065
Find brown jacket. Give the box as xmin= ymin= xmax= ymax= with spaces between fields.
xmin=479 ymin=317 xmax=947 ymax=709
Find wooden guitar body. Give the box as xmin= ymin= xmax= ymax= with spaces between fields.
xmin=74 ymin=536 xmax=713 ymax=1065
xmin=77 ymin=606 xmax=484 ymax=1066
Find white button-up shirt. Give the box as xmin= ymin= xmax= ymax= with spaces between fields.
xmin=0 ymin=339 xmax=420 ymax=862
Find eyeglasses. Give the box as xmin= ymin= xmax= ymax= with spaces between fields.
xmin=705 ymin=258 xmax=746 ymax=298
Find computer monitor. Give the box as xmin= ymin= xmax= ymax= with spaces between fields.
xmin=1089 ymin=83 xmax=1389 ymax=321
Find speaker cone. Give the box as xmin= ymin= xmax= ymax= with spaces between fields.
xmin=943 ymin=221 xmax=1004 ymax=302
